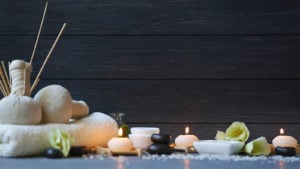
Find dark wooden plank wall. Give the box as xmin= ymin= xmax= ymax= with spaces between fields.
xmin=1 ymin=0 xmax=300 ymax=142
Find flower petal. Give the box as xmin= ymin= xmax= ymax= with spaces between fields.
xmin=225 ymin=121 xmax=250 ymax=142
xmin=244 ymin=137 xmax=271 ymax=156
xmin=215 ymin=130 xmax=225 ymax=140
xmin=49 ymin=129 xmax=73 ymax=157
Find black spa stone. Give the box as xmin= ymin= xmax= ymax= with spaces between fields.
xmin=69 ymin=146 xmax=90 ymax=157
xmin=45 ymin=148 xmax=64 ymax=158
xmin=275 ymin=147 xmax=296 ymax=156
xmin=147 ymin=144 xmax=174 ymax=155
xmin=151 ymin=134 xmax=171 ymax=144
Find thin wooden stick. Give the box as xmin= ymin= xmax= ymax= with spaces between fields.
xmin=30 ymin=1 xmax=48 ymax=64
xmin=23 ymin=69 xmax=26 ymax=95
xmin=0 ymin=86 xmax=5 ymax=96
xmin=0 ymin=81 xmax=8 ymax=96
xmin=1 ymin=61 xmax=10 ymax=93
xmin=30 ymin=78 xmax=40 ymax=93
xmin=8 ymin=61 xmax=11 ymax=87
xmin=0 ymin=86 xmax=6 ymax=96
xmin=31 ymin=23 xmax=67 ymax=91
xmin=0 ymin=65 xmax=9 ymax=94
xmin=0 ymin=80 xmax=5 ymax=96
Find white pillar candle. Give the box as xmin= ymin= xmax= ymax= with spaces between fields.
xmin=129 ymin=134 xmax=153 ymax=150
xmin=108 ymin=128 xmax=133 ymax=152
xmin=175 ymin=126 xmax=199 ymax=147
xmin=129 ymin=127 xmax=160 ymax=150
xmin=272 ymin=128 xmax=298 ymax=148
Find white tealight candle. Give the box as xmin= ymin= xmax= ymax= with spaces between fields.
xmin=175 ymin=126 xmax=199 ymax=147
xmin=272 ymin=128 xmax=298 ymax=148
xmin=108 ymin=128 xmax=133 ymax=152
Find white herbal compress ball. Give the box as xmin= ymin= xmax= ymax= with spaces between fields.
xmin=0 ymin=95 xmax=42 ymax=124
xmin=34 ymin=85 xmax=73 ymax=123
xmin=72 ymin=100 xmax=89 ymax=119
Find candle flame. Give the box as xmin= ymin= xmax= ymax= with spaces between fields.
xmin=280 ymin=128 xmax=285 ymax=135
xmin=185 ymin=126 xmax=190 ymax=134
xmin=118 ymin=128 xmax=123 ymax=137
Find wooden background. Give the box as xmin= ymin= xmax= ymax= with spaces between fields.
xmin=1 ymin=0 xmax=300 ymax=142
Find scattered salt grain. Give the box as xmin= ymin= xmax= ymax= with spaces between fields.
xmin=82 ymin=154 xmax=104 ymax=160
xmin=142 ymin=154 xmax=300 ymax=163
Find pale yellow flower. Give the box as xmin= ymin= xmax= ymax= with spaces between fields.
xmin=49 ymin=129 xmax=73 ymax=157
xmin=224 ymin=121 xmax=250 ymax=142
xmin=215 ymin=130 xmax=225 ymax=140
xmin=244 ymin=137 xmax=271 ymax=156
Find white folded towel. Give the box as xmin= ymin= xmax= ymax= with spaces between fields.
xmin=0 ymin=112 xmax=118 ymax=157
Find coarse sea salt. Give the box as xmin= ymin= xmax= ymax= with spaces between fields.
xmin=81 ymin=153 xmax=300 ymax=163
xmin=142 ymin=154 xmax=300 ymax=163
xmin=82 ymin=154 xmax=104 ymax=160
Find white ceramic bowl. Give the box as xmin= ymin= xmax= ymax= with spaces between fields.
xmin=193 ymin=140 xmax=244 ymax=155
xmin=130 ymin=127 xmax=160 ymax=135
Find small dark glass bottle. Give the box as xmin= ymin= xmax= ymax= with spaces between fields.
xmin=110 ymin=112 xmax=130 ymax=137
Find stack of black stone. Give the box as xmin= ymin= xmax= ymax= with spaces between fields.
xmin=147 ymin=134 xmax=174 ymax=155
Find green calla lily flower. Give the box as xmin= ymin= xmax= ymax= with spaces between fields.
xmin=244 ymin=137 xmax=271 ymax=156
xmin=49 ymin=129 xmax=73 ymax=157
xmin=224 ymin=121 xmax=250 ymax=142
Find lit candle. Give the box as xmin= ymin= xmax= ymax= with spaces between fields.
xmin=272 ymin=128 xmax=298 ymax=148
xmin=108 ymin=128 xmax=133 ymax=152
xmin=175 ymin=126 xmax=199 ymax=147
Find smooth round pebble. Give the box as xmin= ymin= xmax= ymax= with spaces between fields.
xmin=45 ymin=148 xmax=64 ymax=158
xmin=147 ymin=144 xmax=174 ymax=155
xmin=69 ymin=146 xmax=90 ymax=157
xmin=275 ymin=147 xmax=296 ymax=156
xmin=151 ymin=134 xmax=171 ymax=144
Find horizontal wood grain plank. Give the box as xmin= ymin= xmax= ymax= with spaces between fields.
xmin=1 ymin=35 xmax=300 ymax=79
xmin=1 ymin=0 xmax=300 ymax=35
xmin=22 ymin=79 xmax=300 ymax=124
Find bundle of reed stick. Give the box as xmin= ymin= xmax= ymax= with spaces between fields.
xmin=0 ymin=1 xmax=66 ymax=97
xmin=0 ymin=61 xmax=11 ymax=96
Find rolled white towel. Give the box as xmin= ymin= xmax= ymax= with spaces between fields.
xmin=0 ymin=112 xmax=118 ymax=157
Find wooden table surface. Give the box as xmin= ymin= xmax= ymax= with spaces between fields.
xmin=1 ymin=155 xmax=300 ymax=169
